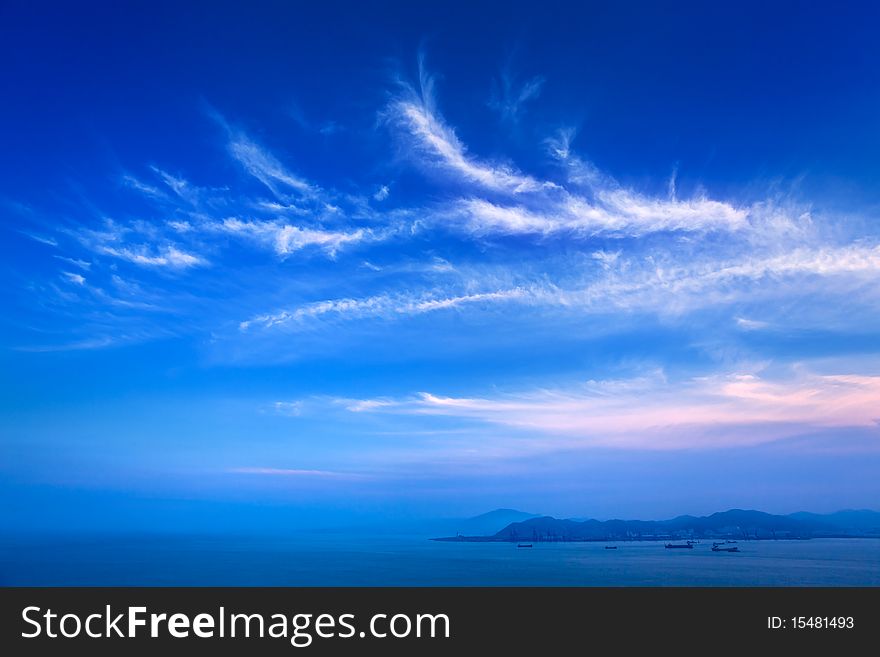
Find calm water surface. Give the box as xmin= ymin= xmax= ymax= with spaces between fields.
xmin=1 ymin=534 xmax=877 ymax=586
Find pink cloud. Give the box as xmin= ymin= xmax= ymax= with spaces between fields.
xmin=336 ymin=370 xmax=880 ymax=450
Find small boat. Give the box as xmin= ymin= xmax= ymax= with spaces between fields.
xmin=517 ymin=543 xmax=533 ymax=548
xmin=604 ymin=546 xmax=618 ymax=550
xmin=665 ymin=543 xmax=693 ymax=549
xmin=712 ymin=546 xmax=740 ymax=552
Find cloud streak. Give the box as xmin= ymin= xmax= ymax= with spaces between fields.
xmin=237 ymin=241 xmax=880 ymax=332
xmin=389 ymin=63 xmax=547 ymax=193
xmin=209 ymin=108 xmax=315 ymax=198
xmin=489 ymin=71 xmax=544 ymax=122
xmin=61 ymin=271 xmax=86 ymax=285
xmin=98 ymin=244 xmax=207 ymax=269
xmin=333 ymin=369 xmax=880 ymax=450
xmin=227 ymin=132 xmax=315 ymax=198
xmin=229 ymin=467 xmax=360 ymax=478
xmin=450 ymin=194 xmax=748 ymax=237
xmin=212 ymin=218 xmax=371 ymax=258
xmin=239 ymin=288 xmax=529 ymax=331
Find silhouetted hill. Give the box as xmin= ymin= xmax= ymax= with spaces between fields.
xmin=454 ymin=508 xmax=539 ymax=536
xmin=425 ymin=508 xmax=539 ymax=537
xmin=789 ymin=509 xmax=880 ymax=533
xmin=434 ymin=509 xmax=880 ymax=542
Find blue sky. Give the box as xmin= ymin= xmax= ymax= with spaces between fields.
xmin=2 ymin=1 xmax=880 ymax=530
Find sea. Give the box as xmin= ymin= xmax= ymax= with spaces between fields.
xmin=1 ymin=534 xmax=878 ymax=586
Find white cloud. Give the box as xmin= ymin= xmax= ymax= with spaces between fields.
xmin=595 ymin=188 xmax=748 ymax=233
xmin=428 ymin=256 xmax=455 ymax=273
xmin=239 ymin=288 xmax=529 ymax=331
xmin=99 ymin=245 xmax=207 ymax=269
xmin=167 ymin=220 xmax=193 ymax=233
xmin=253 ymin=200 xmax=310 ymax=216
xmin=54 ymin=255 xmax=91 ymax=270
xmin=344 ymin=398 xmax=396 ymax=412
xmin=61 ymin=271 xmax=86 ymax=285
xmin=275 ymin=225 xmax=365 ymax=257
xmin=19 ymin=73 xmax=880 ymax=362
xmin=565 ymin=243 xmax=880 ymax=316
xmin=213 ymin=218 xmax=370 ymax=257
xmin=149 ymin=167 xmax=202 ymax=206
xmin=227 ymin=132 xmax=313 ymax=197
xmin=707 ymin=244 xmax=880 ymax=279
xmin=206 ymin=106 xmax=316 ymax=200
xmin=591 ymin=250 xmax=621 ymax=270
xmin=229 ymin=467 xmax=358 ymax=478
xmin=389 ymin=64 xmax=547 ymax=194
xmin=122 ymin=174 xmax=168 ymax=201
xmin=21 ymin=232 xmax=58 ymax=247
xmin=389 ymin=66 xmax=761 ymax=240
xmin=272 ymin=401 xmax=303 ymax=416
xmin=237 ymin=241 xmax=880 ymax=332
xmin=16 ymin=336 xmax=121 ymax=352
xmin=488 ymin=71 xmax=544 ymax=122
xmin=318 ymin=121 xmax=342 ymax=135
xmin=735 ymin=317 xmax=770 ymax=330
xmin=443 ymin=185 xmax=747 ymax=238
xmin=544 ymin=126 xmax=578 ymax=161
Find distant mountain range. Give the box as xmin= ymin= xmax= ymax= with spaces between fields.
xmin=434 ymin=509 xmax=880 ymax=542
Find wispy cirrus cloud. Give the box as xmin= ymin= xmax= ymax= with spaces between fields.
xmin=53 ymin=255 xmax=91 ymax=270
xmin=61 ymin=271 xmax=86 ymax=285
xmin=735 ymin=317 xmax=770 ymax=331
xmin=228 ymin=467 xmax=362 ymax=478
xmin=67 ymin=218 xmax=207 ymax=269
xmin=11 ymin=56 xmax=880 ymax=364
xmin=97 ymin=244 xmax=207 ymax=269
xmin=387 ymin=65 xmax=788 ymax=242
xmin=121 ymin=173 xmax=168 ymax=201
xmin=149 ymin=166 xmax=205 ymax=206
xmin=450 ymin=194 xmax=747 ymax=237
xmin=388 ymin=61 xmax=547 ymax=193
xmin=327 ymin=368 xmax=880 ymax=450
xmin=236 ymin=241 xmax=880 ymax=333
xmin=239 ymin=288 xmax=529 ymax=331
xmin=210 ymin=218 xmax=372 ymax=258
xmin=210 ymin=109 xmax=315 ymax=198
xmin=227 ymin=131 xmax=315 ymax=198
xmin=571 ymin=242 xmax=880 ymax=315
xmin=20 ymin=231 xmax=58 ymax=247
xmin=271 ymin=401 xmax=303 ymax=416
xmin=488 ymin=69 xmax=544 ymax=123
